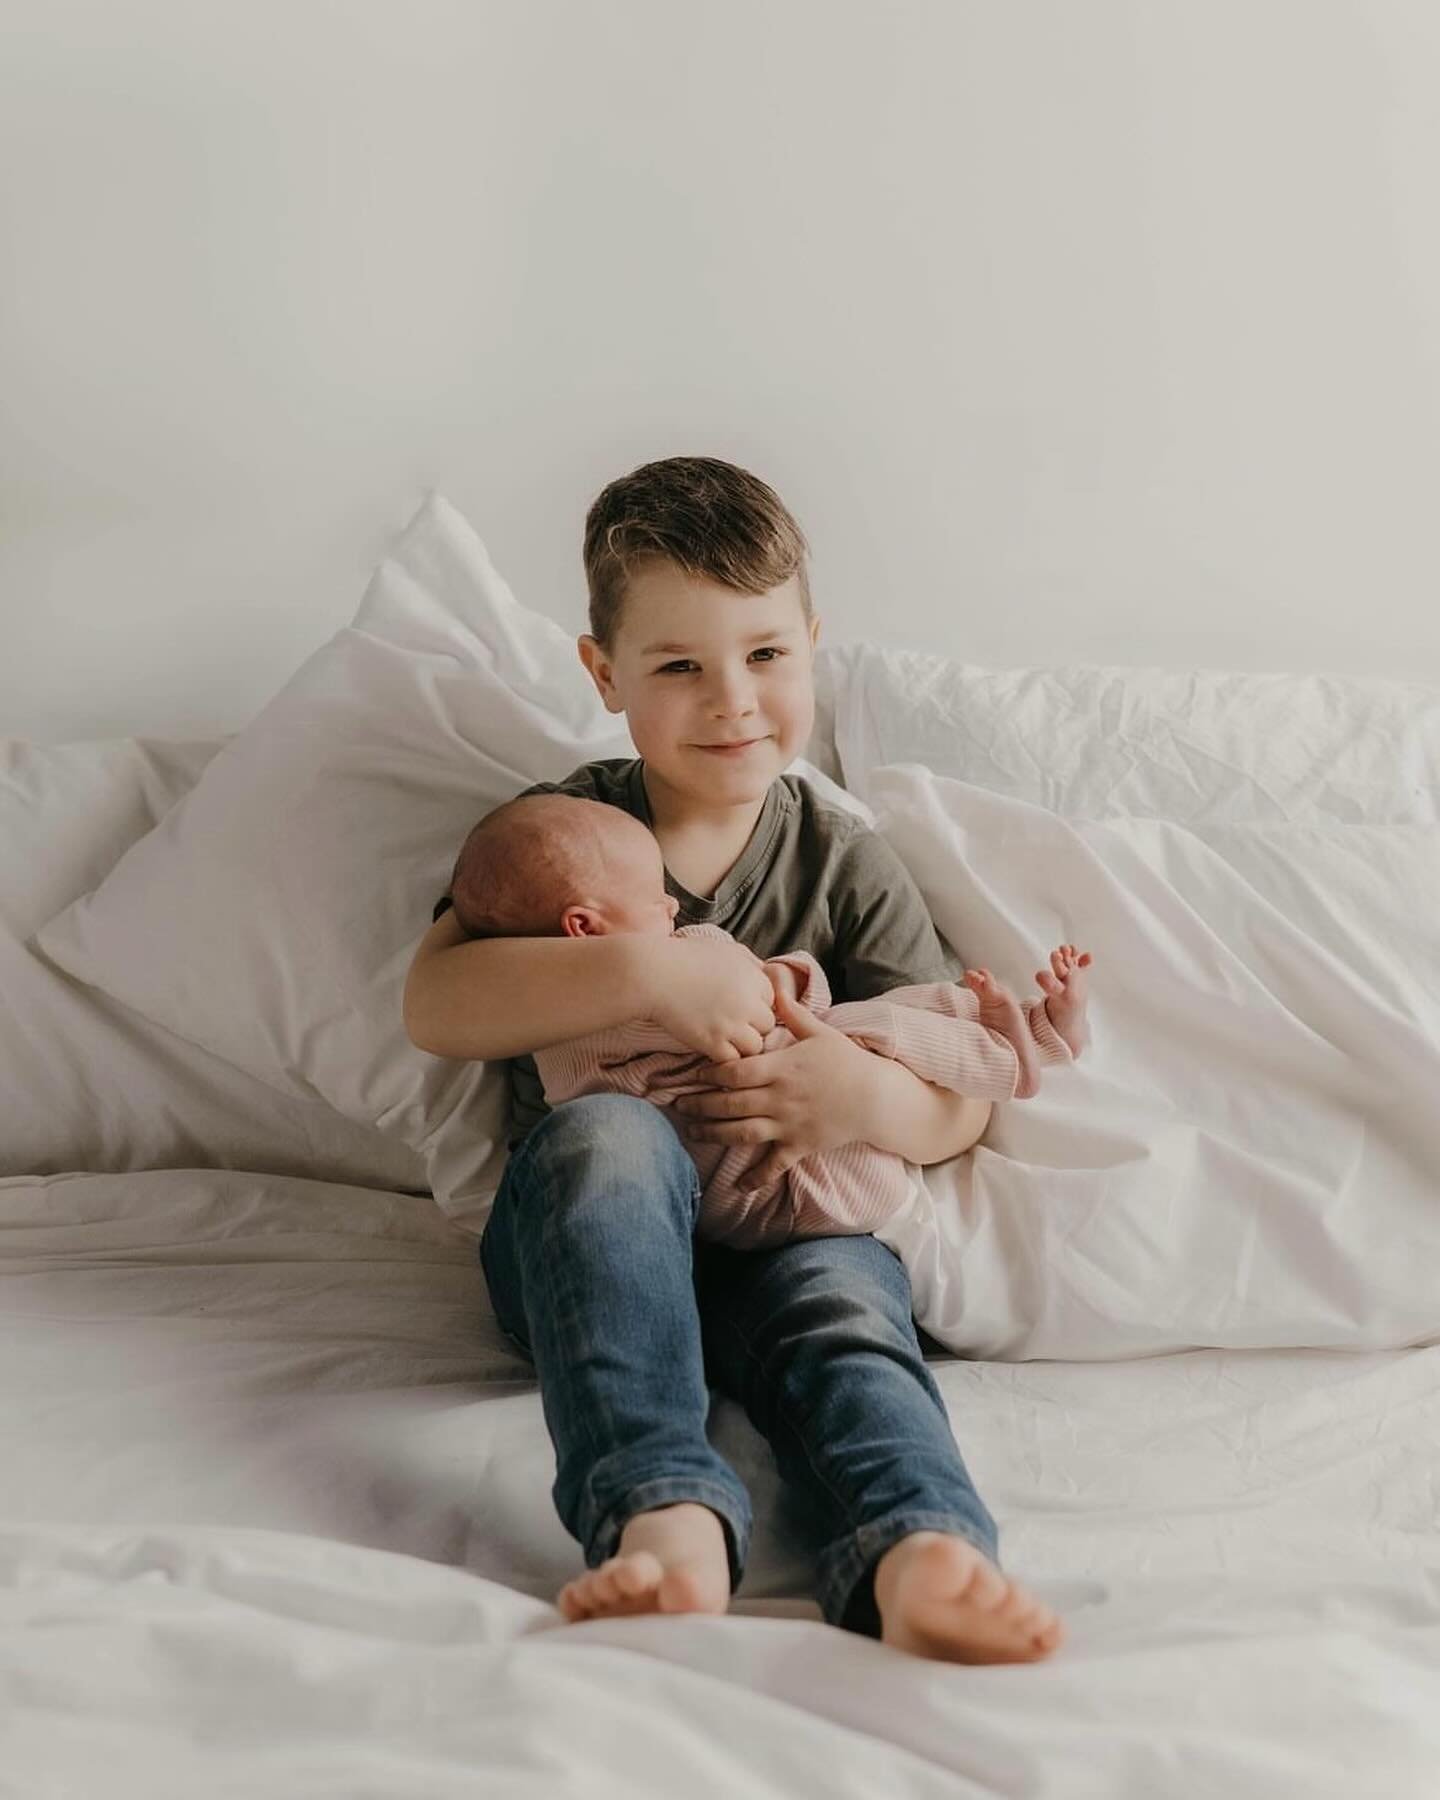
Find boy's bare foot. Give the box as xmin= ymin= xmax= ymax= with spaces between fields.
xmin=556 ymin=1501 xmax=731 ymax=1623
xmin=963 ymin=967 xmax=1041 ymax=1097
xmin=874 ymin=1531 xmax=1065 ymax=1664
xmin=1035 ymin=943 xmax=1093 ymax=1057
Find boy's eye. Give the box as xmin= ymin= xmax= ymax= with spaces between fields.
xmin=657 ymin=648 xmax=784 ymax=675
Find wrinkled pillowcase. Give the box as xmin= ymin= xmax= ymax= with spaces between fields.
xmin=827 ymin=641 xmax=1440 ymax=826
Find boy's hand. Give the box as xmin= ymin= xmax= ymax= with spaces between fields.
xmin=646 ymin=934 xmax=779 ymax=1063
xmin=671 ymin=988 xmax=877 ymax=1190
xmin=765 ymin=961 xmax=804 ymax=1007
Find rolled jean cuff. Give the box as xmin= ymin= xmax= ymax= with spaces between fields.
xmin=819 ymin=1510 xmax=1002 ymax=1637
xmin=589 ymin=1476 xmax=753 ymax=1595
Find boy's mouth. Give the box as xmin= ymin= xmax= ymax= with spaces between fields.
xmin=694 ymin=736 xmax=768 ymax=755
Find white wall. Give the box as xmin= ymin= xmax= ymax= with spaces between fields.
xmin=4 ymin=0 xmax=1440 ymax=743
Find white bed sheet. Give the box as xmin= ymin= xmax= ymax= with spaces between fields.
xmin=3 ymin=1166 xmax=1438 ymax=1796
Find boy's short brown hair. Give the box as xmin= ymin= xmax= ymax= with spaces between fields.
xmin=583 ymin=455 xmax=812 ymax=653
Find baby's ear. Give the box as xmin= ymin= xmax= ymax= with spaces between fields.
xmin=560 ymin=905 xmax=605 ymax=938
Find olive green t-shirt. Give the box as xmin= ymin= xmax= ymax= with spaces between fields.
xmin=432 ymin=756 xmax=965 ymax=1153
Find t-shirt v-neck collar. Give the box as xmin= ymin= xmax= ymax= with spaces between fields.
xmin=627 ymin=758 xmax=785 ymax=923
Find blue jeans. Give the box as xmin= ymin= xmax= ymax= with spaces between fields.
xmin=479 ymin=1092 xmax=1000 ymax=1635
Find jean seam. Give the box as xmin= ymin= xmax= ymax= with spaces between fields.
xmin=479 ymin=1229 xmax=531 ymax=1354
xmin=717 ymin=1309 xmax=862 ymax=1549
xmin=536 ymin=1204 xmax=616 ymax=1482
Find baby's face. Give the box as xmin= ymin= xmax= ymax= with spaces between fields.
xmin=593 ymin=832 xmax=679 ymax=937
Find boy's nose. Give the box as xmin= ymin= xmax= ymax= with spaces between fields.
xmin=704 ymin=672 xmax=758 ymax=715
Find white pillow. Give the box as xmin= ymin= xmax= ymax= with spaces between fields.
xmin=2 ymin=736 xmax=425 ymax=1192
xmin=1 ymin=736 xmax=221 ymax=939
xmin=867 ymin=762 xmax=1440 ymax=1358
xmin=34 ymin=493 xmax=840 ymax=1232
xmin=828 ymin=643 xmax=1440 ymax=826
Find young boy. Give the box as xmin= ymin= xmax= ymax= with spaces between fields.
xmin=403 ymin=456 xmax=1065 ymax=1663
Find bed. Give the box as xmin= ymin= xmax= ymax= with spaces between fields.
xmin=4 ymin=494 xmax=1438 ymax=1797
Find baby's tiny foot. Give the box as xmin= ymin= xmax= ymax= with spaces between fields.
xmin=1035 ymin=944 xmax=1093 ymax=1057
xmin=963 ymin=967 xmax=1041 ymax=1098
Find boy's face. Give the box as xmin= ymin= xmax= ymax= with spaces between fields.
xmin=578 ymin=563 xmax=820 ymax=811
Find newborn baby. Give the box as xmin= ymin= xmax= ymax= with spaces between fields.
xmin=448 ymin=792 xmax=1093 ymax=1250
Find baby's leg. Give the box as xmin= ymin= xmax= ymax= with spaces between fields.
xmin=962 ymin=969 xmax=1042 ymax=1097
xmin=1034 ymin=944 xmax=1093 ymax=1057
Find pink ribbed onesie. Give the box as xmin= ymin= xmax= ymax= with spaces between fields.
xmin=532 ymin=923 xmax=1075 ymax=1251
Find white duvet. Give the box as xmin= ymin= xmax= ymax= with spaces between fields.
xmin=4 ymin=1168 xmax=1439 ymax=1798
xmin=6 ymin=630 xmax=1440 ymax=1796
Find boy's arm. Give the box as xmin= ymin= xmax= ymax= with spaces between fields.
xmin=408 ymin=913 xmax=779 ymax=1066
xmin=403 ymin=911 xmax=655 ymax=1061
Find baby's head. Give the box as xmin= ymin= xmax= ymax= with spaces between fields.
xmin=448 ymin=793 xmax=679 ymax=941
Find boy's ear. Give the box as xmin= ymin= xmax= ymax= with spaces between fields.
xmin=577 ymin=635 xmax=624 ymax=714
